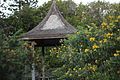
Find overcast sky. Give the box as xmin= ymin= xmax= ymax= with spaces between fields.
xmin=38 ymin=0 xmax=120 ymax=5
xmin=0 ymin=0 xmax=119 ymax=16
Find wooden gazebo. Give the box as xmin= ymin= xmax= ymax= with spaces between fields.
xmin=20 ymin=0 xmax=76 ymax=80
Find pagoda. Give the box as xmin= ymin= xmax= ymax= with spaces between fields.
xmin=20 ymin=0 xmax=76 ymax=80
xmin=21 ymin=0 xmax=77 ymax=46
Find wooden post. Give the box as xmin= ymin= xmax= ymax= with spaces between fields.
xmin=32 ymin=63 xmax=35 ymax=80
xmin=42 ymin=46 xmax=45 ymax=80
xmin=31 ymin=42 xmax=36 ymax=80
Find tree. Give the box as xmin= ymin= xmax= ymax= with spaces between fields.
xmin=0 ymin=29 xmax=27 ymax=80
xmin=50 ymin=15 xmax=120 ymax=80
xmin=0 ymin=0 xmax=119 ymax=79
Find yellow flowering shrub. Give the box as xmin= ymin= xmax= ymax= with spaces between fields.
xmin=51 ymin=15 xmax=120 ymax=79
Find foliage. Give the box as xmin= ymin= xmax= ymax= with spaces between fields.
xmin=0 ymin=29 xmax=27 ymax=80
xmin=0 ymin=0 xmax=120 ymax=80
xmin=50 ymin=15 xmax=120 ymax=80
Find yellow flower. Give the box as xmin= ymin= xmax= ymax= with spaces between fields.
xmin=76 ymin=31 xmax=80 ymax=34
xmin=53 ymin=47 xmax=57 ymax=50
xmin=69 ymin=73 xmax=72 ymax=76
xmin=103 ymin=39 xmax=107 ymax=43
xmin=73 ymin=68 xmax=76 ymax=71
xmin=92 ymin=44 xmax=99 ymax=49
xmin=85 ymin=49 xmax=89 ymax=52
xmin=107 ymin=33 xmax=113 ymax=36
xmin=116 ymin=50 xmax=120 ymax=53
xmin=105 ymin=33 xmax=113 ymax=38
xmin=79 ymin=68 xmax=82 ymax=70
xmin=115 ymin=20 xmax=118 ymax=22
xmin=89 ymin=37 xmax=95 ymax=42
xmin=118 ymin=16 xmax=120 ymax=19
xmin=101 ymin=22 xmax=107 ymax=28
xmin=49 ymin=50 xmax=52 ymax=52
xmin=63 ymin=46 xmax=66 ymax=48
xmin=108 ymin=16 xmax=113 ymax=19
xmin=92 ymin=66 xmax=97 ymax=71
xmin=89 ymin=65 xmax=97 ymax=72
xmin=114 ymin=53 xmax=119 ymax=57
xmin=99 ymin=40 xmax=102 ymax=43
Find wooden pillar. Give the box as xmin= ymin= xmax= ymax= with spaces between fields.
xmin=31 ymin=42 xmax=36 ymax=80
xmin=32 ymin=63 xmax=35 ymax=80
xmin=42 ymin=46 xmax=45 ymax=80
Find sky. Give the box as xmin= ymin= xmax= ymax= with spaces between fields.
xmin=38 ymin=0 xmax=120 ymax=5
xmin=0 ymin=0 xmax=119 ymax=17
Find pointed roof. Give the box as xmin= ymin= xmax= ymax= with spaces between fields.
xmin=21 ymin=0 xmax=76 ymax=40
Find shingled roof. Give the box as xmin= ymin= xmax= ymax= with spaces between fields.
xmin=21 ymin=0 xmax=76 ymax=41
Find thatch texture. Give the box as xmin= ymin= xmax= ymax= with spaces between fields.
xmin=21 ymin=0 xmax=76 ymax=40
